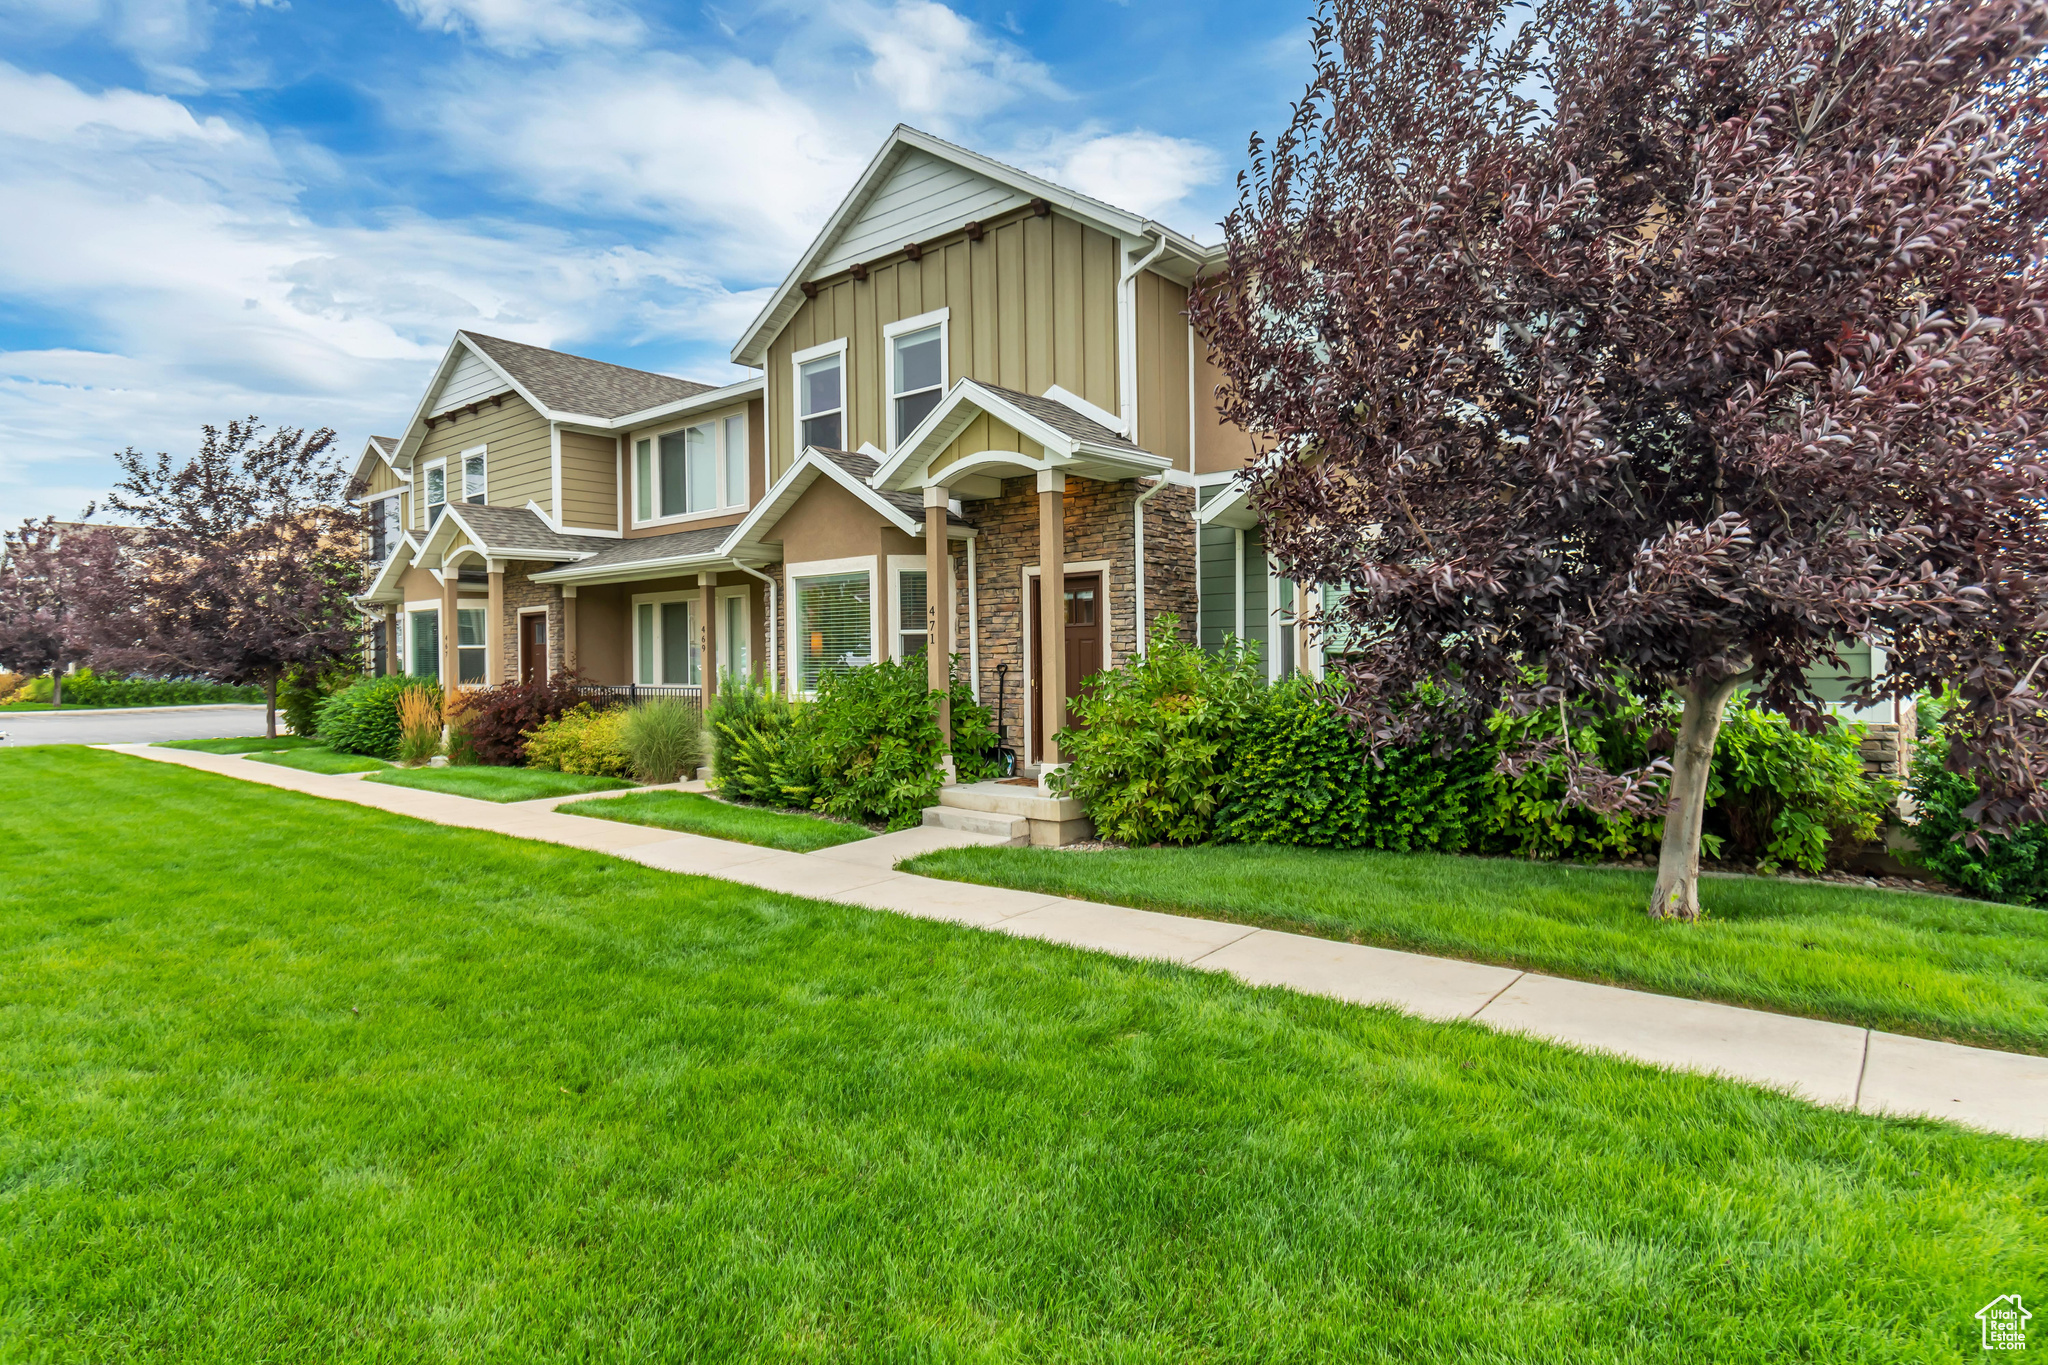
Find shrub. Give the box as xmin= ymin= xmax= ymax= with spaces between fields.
xmin=947 ymin=655 xmax=998 ymax=783
xmin=783 ymin=656 xmax=944 ymax=830
xmin=15 ymin=669 xmax=264 ymax=707
xmin=1478 ymin=692 xmax=1667 ymax=862
xmin=318 ymin=676 xmax=436 ymax=759
xmin=1703 ymin=704 xmax=1892 ymax=872
xmin=1218 ymin=676 xmax=1499 ymax=852
xmin=710 ymin=676 xmax=798 ymax=804
xmin=1050 ymin=617 xmax=1263 ymax=845
xmin=396 ymin=686 xmax=443 ymax=766
xmin=280 ymin=663 xmax=357 ymax=738
xmin=456 ymin=674 xmax=597 ymax=766
xmin=620 ymin=697 xmax=704 ymax=784
xmin=1910 ymin=705 xmax=2048 ymax=904
xmin=523 ymin=705 xmax=633 ymax=778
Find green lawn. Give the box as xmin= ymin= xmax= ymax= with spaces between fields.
xmin=0 ymin=747 xmax=2041 ymax=1361
xmin=901 ymin=843 xmax=2048 ymax=1054
xmin=246 ymin=746 xmax=391 ymax=774
xmin=365 ymin=765 xmax=635 ymax=802
xmin=566 ymin=790 xmax=872 ymax=851
xmin=156 ymin=735 xmax=326 ymax=754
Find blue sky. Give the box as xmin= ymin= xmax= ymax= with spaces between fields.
xmin=0 ymin=0 xmax=1313 ymax=520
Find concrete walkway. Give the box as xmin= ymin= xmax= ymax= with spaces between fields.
xmin=106 ymin=743 xmax=2048 ymax=1142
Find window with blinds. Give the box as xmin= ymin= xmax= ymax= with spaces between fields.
xmin=897 ymin=568 xmax=927 ymax=659
xmin=457 ymin=607 xmax=487 ymax=684
xmin=796 ymin=571 xmax=872 ymax=692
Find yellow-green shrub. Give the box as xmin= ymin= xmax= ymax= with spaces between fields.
xmin=523 ymin=705 xmax=632 ymax=778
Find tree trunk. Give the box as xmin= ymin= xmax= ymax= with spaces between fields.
xmin=1649 ymin=670 xmax=1744 ymax=921
xmin=50 ymin=670 xmax=62 ymax=710
xmin=265 ymin=674 xmax=278 ymax=739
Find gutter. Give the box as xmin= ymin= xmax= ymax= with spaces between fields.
xmin=733 ymin=561 xmax=779 ymax=697
xmin=1131 ymin=471 xmax=1190 ymax=658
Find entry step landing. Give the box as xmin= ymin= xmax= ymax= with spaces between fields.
xmin=935 ymin=780 xmax=1093 ymax=847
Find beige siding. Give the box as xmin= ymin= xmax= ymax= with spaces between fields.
xmin=558 ymin=430 xmax=618 ymax=532
xmin=766 ymin=207 xmax=1122 ymax=480
xmin=411 ymin=397 xmax=551 ymax=531
xmin=1135 ymin=271 xmax=1191 ymax=468
xmin=1191 ymin=332 xmax=1257 ymax=475
xmin=363 ymin=458 xmax=406 ymax=497
xmin=929 ymin=413 xmax=1043 ymax=477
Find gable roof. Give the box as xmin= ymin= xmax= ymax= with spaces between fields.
xmin=731 ymin=125 xmax=1215 ymax=368
xmin=458 ymin=331 xmax=716 ymax=421
xmin=419 ymin=503 xmax=606 ymax=568
xmin=724 ymin=444 xmax=973 ymax=562
xmin=350 ymin=434 xmax=407 ymax=493
xmin=528 ymin=523 xmax=737 ymax=585
xmin=870 ymin=378 xmax=1169 ymax=491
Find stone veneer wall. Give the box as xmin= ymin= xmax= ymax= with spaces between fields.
xmin=1859 ymin=706 xmax=1918 ymax=783
xmin=498 ymin=562 xmax=565 ymax=681
xmin=957 ymin=474 xmax=1195 ymax=752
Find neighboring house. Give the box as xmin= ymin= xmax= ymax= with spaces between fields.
xmin=356 ymin=124 xmax=1262 ymax=767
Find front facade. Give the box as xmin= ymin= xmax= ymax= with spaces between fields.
xmin=356 ymin=125 xmax=1264 ymax=768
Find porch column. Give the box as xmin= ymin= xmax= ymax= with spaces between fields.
xmin=562 ymin=587 xmax=579 ymax=674
xmin=1037 ymin=469 xmax=1066 ymax=767
xmin=486 ymin=561 xmax=505 ymax=685
xmin=699 ymin=572 xmax=717 ymax=707
xmin=440 ymin=570 xmax=458 ymax=686
xmin=383 ymin=610 xmax=398 ymax=677
xmin=925 ymin=486 xmax=950 ymax=734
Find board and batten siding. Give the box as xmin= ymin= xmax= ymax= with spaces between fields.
xmin=1134 ymin=272 xmax=1191 ymax=468
xmin=430 ymin=347 xmax=513 ymax=417
xmin=558 ymin=430 xmax=618 ymax=532
xmin=815 ymin=148 xmax=1028 ymax=278
xmin=410 ymin=398 xmax=552 ymax=532
xmin=928 ymin=413 xmax=1044 ymax=478
xmin=362 ymin=458 xmax=406 ymax=498
xmin=1192 ymin=334 xmax=1258 ymax=475
xmin=766 ymin=209 xmax=1122 ymax=480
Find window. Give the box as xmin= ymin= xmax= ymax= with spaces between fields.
xmin=456 ymin=607 xmax=487 ymax=684
xmin=718 ymin=589 xmax=750 ymax=680
xmin=896 ymin=568 xmax=928 ymax=659
xmin=368 ymin=495 xmax=401 ymax=561
xmin=423 ymin=462 xmax=446 ymax=524
xmin=633 ymin=596 xmax=701 ymax=685
xmin=798 ymin=349 xmax=843 ymax=451
xmin=795 ymin=571 xmax=871 ymax=692
xmin=409 ymin=610 xmax=440 ymax=681
xmin=461 ymin=448 xmax=486 ymax=504
xmin=635 ymin=417 xmax=748 ymax=523
xmin=889 ymin=323 xmax=944 ymax=445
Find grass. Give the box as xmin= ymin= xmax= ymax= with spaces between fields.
xmin=245 ymin=746 xmax=391 ymax=774
xmin=156 ymin=735 xmax=326 ymax=755
xmin=900 ymin=843 xmax=2048 ymax=1054
xmin=1 ymin=746 xmax=2042 ymax=1361
xmin=365 ymin=765 xmax=635 ymax=802
xmin=565 ymin=790 xmax=872 ymax=851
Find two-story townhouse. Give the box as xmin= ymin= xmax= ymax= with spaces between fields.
xmin=356 ymin=124 xmax=1271 ymax=770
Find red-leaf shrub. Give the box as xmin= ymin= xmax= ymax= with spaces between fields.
xmin=455 ymin=673 xmax=604 ymax=766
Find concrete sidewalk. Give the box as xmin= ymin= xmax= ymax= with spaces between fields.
xmin=107 ymin=743 xmax=2048 ymax=1141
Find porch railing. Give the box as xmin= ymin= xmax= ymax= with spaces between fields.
xmin=589 ymin=683 xmax=704 ymax=705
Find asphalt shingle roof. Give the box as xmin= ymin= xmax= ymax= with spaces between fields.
xmin=543 ymin=523 xmax=734 ymax=572
xmin=448 ymin=504 xmax=603 ymax=558
xmin=970 ymin=382 xmax=1148 ymax=454
xmin=812 ymin=448 xmax=970 ymax=524
xmin=460 ymin=332 xmax=717 ymax=420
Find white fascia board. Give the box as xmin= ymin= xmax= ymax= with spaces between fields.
xmin=599 ymin=375 xmax=766 ymax=431
xmin=871 ymin=379 xmax=1095 ymax=491
xmin=394 ymin=334 xmax=550 ymax=466
xmin=730 ymin=124 xmax=1215 ymax=369
xmin=809 ymin=453 xmax=922 ymax=536
xmin=530 ymin=549 xmax=735 ymax=587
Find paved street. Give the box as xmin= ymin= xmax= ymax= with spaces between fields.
xmin=0 ymin=705 xmax=270 ymax=747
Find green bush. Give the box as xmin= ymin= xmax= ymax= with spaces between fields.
xmin=1049 ymin=617 xmax=1263 ymax=845
xmin=18 ymin=668 xmax=264 ymax=707
xmin=782 ymin=657 xmax=944 ymax=830
xmin=947 ymin=655 xmax=998 ymax=783
xmin=1909 ymin=706 xmax=2048 ymax=904
xmin=1704 ymin=704 xmax=1892 ymax=873
xmin=319 ymin=676 xmax=437 ymax=759
xmin=1479 ymin=694 xmax=1666 ymax=862
xmin=620 ymin=698 xmax=704 ymax=784
xmin=710 ymin=676 xmax=798 ymax=804
xmin=523 ymin=705 xmax=633 ymax=778
xmin=280 ymin=663 xmax=357 ymax=738
xmin=1218 ymin=676 xmax=1499 ymax=852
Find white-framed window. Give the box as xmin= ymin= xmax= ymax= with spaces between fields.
xmin=368 ymin=495 xmax=401 ymax=561
xmin=892 ymin=562 xmax=929 ymax=660
xmin=422 ymin=460 xmax=447 ymax=525
xmin=460 ymin=445 xmax=486 ymax=504
xmin=455 ymin=605 xmax=488 ymax=684
xmin=884 ymin=309 xmax=948 ymax=449
xmin=407 ymin=607 xmax=439 ymax=680
xmin=717 ymin=586 xmax=751 ymax=680
xmin=632 ymin=591 xmax=701 ymax=686
xmin=788 ymin=559 xmax=874 ymax=696
xmin=632 ymin=412 xmax=748 ymax=525
xmin=793 ymin=338 xmax=846 ymax=453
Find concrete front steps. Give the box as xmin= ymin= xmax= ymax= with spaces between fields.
xmin=924 ymin=779 xmax=1093 ymax=847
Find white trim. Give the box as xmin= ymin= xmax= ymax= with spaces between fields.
xmin=419 ymin=457 xmax=448 ymax=531
xmin=733 ymin=561 xmax=777 ymax=689
xmin=884 ymin=307 xmax=950 ymax=453
xmin=1042 ymin=385 xmax=1124 ymax=436
xmin=1186 ymin=319 xmax=1198 ymax=474
xmin=549 ymin=425 xmax=562 ymax=524
xmin=887 ymin=553 xmax=931 ymax=661
xmin=1116 ymin=232 xmax=1168 ymax=436
xmin=605 ymin=375 xmax=764 ymax=433
xmin=1266 ymin=553 xmax=1286 ymax=683
xmin=792 ymin=337 xmax=849 ymax=461
xmin=1232 ymin=528 xmax=1246 ymax=642
xmin=629 ymin=589 xmax=704 ymax=687
xmin=785 ymin=555 xmax=880 ymax=699
xmin=458 ymin=443 xmax=488 ymax=505
xmin=869 ymin=377 xmax=1172 ymax=491
xmin=630 ymin=410 xmax=750 ymax=530
xmin=714 ymin=584 xmax=752 ymax=680
xmin=1020 ymin=558 xmax=1113 ymax=762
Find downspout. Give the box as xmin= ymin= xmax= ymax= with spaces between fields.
xmin=734 ymin=561 xmax=777 ymax=695
xmin=966 ymin=533 xmax=980 ymax=702
xmin=1132 ymin=475 xmax=1169 ymax=658
xmin=1118 ymin=226 xmax=1171 ymax=437
xmin=1233 ymin=527 xmax=1246 ymax=643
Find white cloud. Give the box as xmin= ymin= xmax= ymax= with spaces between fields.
xmin=1013 ymin=128 xmax=1223 ymax=227
xmin=392 ymin=0 xmax=643 ymax=54
xmin=858 ymin=0 xmax=1061 ymax=123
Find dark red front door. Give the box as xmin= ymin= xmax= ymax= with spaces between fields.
xmin=519 ymin=613 xmax=547 ymax=683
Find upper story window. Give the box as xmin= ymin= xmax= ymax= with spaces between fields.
xmin=885 ymin=310 xmax=948 ymax=449
xmin=423 ymin=461 xmax=447 ymax=524
xmin=461 ymin=447 xmax=486 ymax=504
xmin=634 ymin=412 xmax=748 ymax=523
xmin=367 ymin=495 xmax=401 ymax=561
xmin=795 ymin=340 xmax=845 ymax=452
